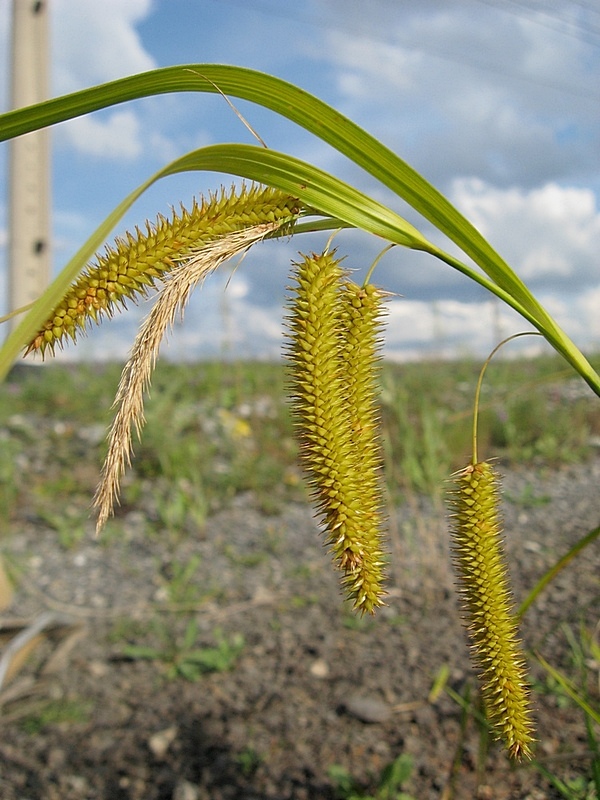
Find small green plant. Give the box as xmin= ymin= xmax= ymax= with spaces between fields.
xmin=235 ymin=747 xmax=263 ymax=777
xmin=160 ymin=554 xmax=204 ymax=605
xmin=121 ymin=621 xmax=245 ymax=681
xmin=328 ymin=753 xmax=415 ymax=800
xmin=36 ymin=506 xmax=88 ymax=550
xmin=20 ymin=698 xmax=92 ymax=735
xmin=530 ymin=625 xmax=600 ymax=799
xmin=0 ymin=434 xmax=20 ymax=524
xmin=504 ymin=482 xmax=551 ymax=508
xmin=381 ymin=387 xmax=450 ymax=502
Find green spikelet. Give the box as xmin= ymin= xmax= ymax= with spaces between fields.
xmin=26 ymin=185 xmax=300 ymax=356
xmin=285 ymin=252 xmax=386 ymax=613
xmin=450 ymin=461 xmax=534 ymax=760
xmin=338 ymin=280 xmax=387 ymax=606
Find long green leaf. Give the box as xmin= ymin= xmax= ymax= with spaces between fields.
xmin=0 ymin=66 xmax=570 ymax=308
xmin=0 ymin=64 xmax=575 ymax=307
xmin=518 ymin=524 xmax=600 ymax=619
xmin=2 ymin=65 xmax=598 ymax=392
xmin=534 ymin=651 xmax=600 ymax=726
xmin=0 ymin=143 xmax=542 ymax=380
xmin=0 ymin=144 xmax=426 ymax=379
xmin=168 ymin=146 xmax=557 ymax=336
xmin=0 ymin=142 xmax=582 ymax=382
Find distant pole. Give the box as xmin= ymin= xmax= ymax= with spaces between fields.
xmin=8 ymin=0 xmax=51 ymax=325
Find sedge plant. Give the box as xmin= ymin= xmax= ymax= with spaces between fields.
xmin=1 ymin=64 xmax=599 ymax=764
xmin=448 ymin=333 xmax=539 ymax=760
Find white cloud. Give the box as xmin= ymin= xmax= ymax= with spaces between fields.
xmin=0 ymin=0 xmax=160 ymax=160
xmin=577 ymin=286 xmax=600 ymax=341
xmin=318 ymin=2 xmax=600 ymax=189
xmin=52 ymin=0 xmax=156 ymax=94
xmin=382 ymin=296 xmax=525 ymax=360
xmin=534 ymin=286 xmax=600 ymax=350
xmin=61 ymin=110 xmax=143 ymax=159
xmin=450 ymin=179 xmax=600 ymax=286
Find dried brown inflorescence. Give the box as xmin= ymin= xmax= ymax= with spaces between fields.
xmin=86 ymin=186 xmax=302 ymax=532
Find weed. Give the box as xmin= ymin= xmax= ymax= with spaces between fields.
xmin=235 ymin=747 xmax=263 ymax=777
xmin=0 ymin=432 xmax=20 ymax=524
xmin=342 ymin=608 xmax=376 ymax=632
xmin=36 ymin=506 xmax=88 ymax=550
xmin=328 ymin=752 xmax=415 ymax=800
xmin=20 ymin=698 xmax=92 ymax=735
xmin=121 ymin=621 xmax=245 ymax=681
xmin=159 ymin=554 xmax=205 ymax=605
xmin=1 ymin=359 xmax=598 ymax=539
xmin=505 ymin=482 xmax=551 ymax=508
xmin=289 ymin=593 xmax=319 ymax=609
xmin=522 ymin=622 xmax=599 ymax=797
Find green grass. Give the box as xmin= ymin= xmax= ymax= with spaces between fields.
xmin=1 ymin=354 xmax=599 ymax=535
xmin=119 ymin=620 xmax=245 ymax=681
xmin=19 ymin=698 xmax=92 ymax=735
xmin=1 ymin=354 xmax=598 ymax=796
xmin=328 ymin=752 xmax=415 ymax=800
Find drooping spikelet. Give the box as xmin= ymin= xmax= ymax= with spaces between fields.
xmin=26 ymin=185 xmax=300 ymax=356
xmin=94 ymin=220 xmax=295 ymax=534
xmin=337 ymin=280 xmax=387 ymax=606
xmin=450 ymin=461 xmax=534 ymax=760
xmin=285 ymin=252 xmax=386 ymax=613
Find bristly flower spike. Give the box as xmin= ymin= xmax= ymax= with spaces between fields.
xmin=26 ymin=185 xmax=300 ymax=356
xmin=338 ymin=279 xmax=388 ymax=609
xmin=285 ymin=249 xmax=387 ymax=613
xmin=450 ymin=332 xmax=539 ymax=760
xmin=450 ymin=460 xmax=534 ymax=760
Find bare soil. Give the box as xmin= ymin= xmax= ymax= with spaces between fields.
xmin=1 ymin=457 xmax=599 ymax=800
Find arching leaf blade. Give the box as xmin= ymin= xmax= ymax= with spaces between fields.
xmin=0 ymin=142 xmax=426 ymax=379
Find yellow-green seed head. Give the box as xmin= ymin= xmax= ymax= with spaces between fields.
xmin=26 ymin=185 xmax=300 ymax=357
xmin=338 ymin=280 xmax=387 ymax=607
xmin=285 ymin=253 xmax=387 ymax=613
xmin=450 ymin=461 xmax=535 ymax=760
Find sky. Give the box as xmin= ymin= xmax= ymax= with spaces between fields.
xmin=1 ymin=0 xmax=599 ymax=363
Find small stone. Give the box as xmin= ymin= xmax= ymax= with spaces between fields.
xmin=87 ymin=660 xmax=109 ymax=678
xmin=148 ymin=726 xmax=178 ymax=760
xmin=172 ymin=780 xmax=200 ymax=800
xmin=344 ymin=694 xmax=391 ymax=723
xmin=309 ymin=658 xmax=329 ymax=678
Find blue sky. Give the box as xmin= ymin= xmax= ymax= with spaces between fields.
xmin=1 ymin=0 xmax=600 ymax=361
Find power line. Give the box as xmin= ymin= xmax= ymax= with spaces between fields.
xmin=569 ymin=0 xmax=600 ymax=17
xmin=210 ymin=0 xmax=600 ymax=102
xmin=471 ymin=0 xmax=600 ymax=48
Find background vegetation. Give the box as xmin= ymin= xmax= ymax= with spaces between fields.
xmin=2 ymin=353 xmax=599 ymax=537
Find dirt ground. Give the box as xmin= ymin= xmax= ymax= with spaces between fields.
xmin=1 ymin=456 xmax=599 ymax=800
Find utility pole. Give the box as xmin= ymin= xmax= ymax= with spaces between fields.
xmin=8 ymin=0 xmax=51 ymax=324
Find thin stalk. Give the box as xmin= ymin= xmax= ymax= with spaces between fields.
xmin=534 ymin=651 xmax=600 ymax=726
xmin=428 ymin=243 xmax=600 ymax=398
xmin=364 ymin=243 xmax=395 ymax=286
xmin=518 ymin=524 xmax=600 ymax=619
xmin=471 ymin=332 xmax=540 ymax=464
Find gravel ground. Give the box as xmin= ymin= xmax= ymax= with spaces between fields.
xmin=0 ymin=456 xmax=599 ymax=799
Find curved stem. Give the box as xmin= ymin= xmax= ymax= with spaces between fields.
xmin=428 ymin=244 xmax=600 ymax=398
xmin=471 ymin=332 xmax=540 ymax=464
xmin=364 ymin=244 xmax=395 ymax=286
